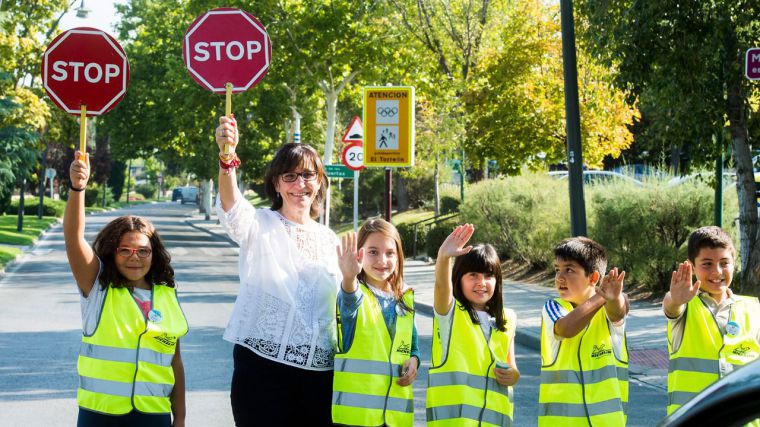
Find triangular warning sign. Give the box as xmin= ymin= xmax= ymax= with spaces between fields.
xmin=342 ymin=116 xmax=363 ymax=143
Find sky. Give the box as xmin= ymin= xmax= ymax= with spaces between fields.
xmin=59 ymin=0 xmax=125 ymax=34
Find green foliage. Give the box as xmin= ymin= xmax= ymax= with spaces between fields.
xmin=109 ymin=161 xmax=127 ymax=202
xmin=7 ymin=198 xmax=65 ymax=217
xmin=440 ymin=195 xmax=461 ymax=214
xmin=458 ymin=174 xmax=570 ymax=267
xmin=425 ymin=218 xmax=459 ymax=259
xmin=589 ymin=182 xmax=738 ymax=294
xmin=135 ymin=183 xmax=157 ymax=200
xmin=84 ymin=188 xmax=100 ymax=207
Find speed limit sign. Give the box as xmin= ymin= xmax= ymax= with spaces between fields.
xmin=342 ymin=142 xmax=364 ymax=171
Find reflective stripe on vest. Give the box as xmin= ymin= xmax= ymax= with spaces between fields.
xmin=538 ymin=298 xmax=628 ymax=427
xmin=666 ymin=295 xmax=760 ymax=415
xmin=426 ymin=300 xmax=516 ymax=427
xmin=77 ymin=284 xmax=188 ymax=415
xmin=332 ymin=284 xmax=415 ymax=427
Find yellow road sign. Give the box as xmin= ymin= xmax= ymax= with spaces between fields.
xmin=362 ymin=86 xmax=415 ymax=167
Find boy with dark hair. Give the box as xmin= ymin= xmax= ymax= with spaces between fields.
xmin=539 ymin=237 xmax=629 ymax=427
xmin=663 ymin=226 xmax=760 ymax=414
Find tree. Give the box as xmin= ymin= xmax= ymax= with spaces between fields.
xmin=578 ymin=0 xmax=760 ymax=294
xmin=466 ymin=0 xmax=637 ymax=173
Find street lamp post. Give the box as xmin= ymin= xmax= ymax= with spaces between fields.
xmin=560 ymin=0 xmax=587 ymax=237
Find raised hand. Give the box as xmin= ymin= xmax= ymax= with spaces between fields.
xmin=597 ymin=267 xmax=625 ymax=302
xmin=69 ymin=151 xmax=90 ymax=190
xmin=669 ymin=261 xmax=700 ymax=306
xmin=215 ymin=116 xmax=238 ymax=153
xmin=336 ymin=232 xmax=363 ymax=291
xmin=437 ymin=224 xmax=475 ymax=259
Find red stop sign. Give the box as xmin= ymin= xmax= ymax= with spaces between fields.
xmin=42 ymin=27 xmax=130 ymax=116
xmin=183 ymin=8 xmax=272 ymax=93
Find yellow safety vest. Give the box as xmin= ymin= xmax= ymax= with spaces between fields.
xmin=538 ymin=298 xmax=628 ymax=427
xmin=77 ymin=284 xmax=188 ymax=415
xmin=332 ymin=284 xmax=415 ymax=426
xmin=667 ymin=294 xmax=760 ymax=414
xmin=426 ymin=300 xmax=516 ymax=427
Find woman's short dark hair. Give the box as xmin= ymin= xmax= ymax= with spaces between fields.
xmin=264 ymin=143 xmax=328 ymax=219
xmin=452 ymin=243 xmax=507 ymax=332
xmin=92 ymin=216 xmax=175 ymax=289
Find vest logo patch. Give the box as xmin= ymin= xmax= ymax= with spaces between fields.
xmin=733 ymin=344 xmax=751 ymax=357
xmin=396 ymin=341 xmax=411 ymax=355
xmin=155 ymin=333 xmax=178 ymax=348
xmin=591 ymin=344 xmax=612 ymax=359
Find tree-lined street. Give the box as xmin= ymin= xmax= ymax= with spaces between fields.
xmin=1 ymin=202 xmax=666 ymax=426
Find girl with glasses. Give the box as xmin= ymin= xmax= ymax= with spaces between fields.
xmin=64 ymin=152 xmax=187 ymax=427
xmin=215 ymin=116 xmax=341 ymax=426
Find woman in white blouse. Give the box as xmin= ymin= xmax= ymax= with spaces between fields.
xmin=215 ymin=116 xmax=341 ymax=426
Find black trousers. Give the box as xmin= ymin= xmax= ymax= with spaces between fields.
xmin=77 ymin=408 xmax=171 ymax=427
xmin=231 ymin=344 xmax=334 ymax=427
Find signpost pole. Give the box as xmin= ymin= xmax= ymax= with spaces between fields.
xmin=80 ymin=105 xmax=87 ymax=154
xmin=353 ymin=170 xmax=359 ymax=232
xmin=225 ymin=82 xmax=232 ymax=154
xmin=385 ymin=167 xmax=392 ymax=222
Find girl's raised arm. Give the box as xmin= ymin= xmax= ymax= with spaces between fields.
xmin=434 ymin=224 xmax=474 ymax=315
xmin=63 ymin=152 xmax=99 ymax=297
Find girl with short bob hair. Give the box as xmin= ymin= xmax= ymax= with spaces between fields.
xmin=64 ymin=152 xmax=187 ymax=427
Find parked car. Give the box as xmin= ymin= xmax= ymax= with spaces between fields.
xmin=666 ymin=171 xmax=738 ymax=188
xmin=172 ymin=186 xmax=199 ymax=204
xmin=548 ymin=170 xmax=644 ymax=187
xmin=658 ymin=358 xmax=760 ymax=426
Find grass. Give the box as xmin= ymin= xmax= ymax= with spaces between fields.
xmin=333 ymin=208 xmax=437 ymax=237
xmin=245 ymin=193 xmax=270 ymax=208
xmin=0 ymin=245 xmax=22 ymax=269
xmin=0 ymin=215 xmax=58 ymax=246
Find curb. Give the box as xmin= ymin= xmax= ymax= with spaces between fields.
xmin=0 ymin=217 xmax=62 ymax=281
xmin=185 ymin=218 xmax=238 ymax=246
xmin=415 ymin=301 xmax=541 ymax=351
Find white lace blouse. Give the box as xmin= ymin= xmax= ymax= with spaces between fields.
xmin=217 ymin=195 xmax=341 ymax=370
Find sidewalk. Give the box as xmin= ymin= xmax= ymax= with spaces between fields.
xmin=189 ymin=211 xmax=669 ymax=390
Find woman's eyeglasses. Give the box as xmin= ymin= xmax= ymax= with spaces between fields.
xmin=116 ymin=247 xmax=152 ymax=258
xmin=281 ymin=171 xmax=318 ymax=182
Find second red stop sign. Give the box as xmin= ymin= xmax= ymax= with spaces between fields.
xmin=183 ymin=8 xmax=272 ymax=93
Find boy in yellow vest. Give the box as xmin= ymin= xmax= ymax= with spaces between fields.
xmin=539 ymin=237 xmax=629 ymax=427
xmin=663 ymin=226 xmax=760 ymax=415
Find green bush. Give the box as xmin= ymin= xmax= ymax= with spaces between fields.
xmin=397 ymin=222 xmax=428 ymax=259
xmin=426 ymin=219 xmax=459 ymax=258
xmin=458 ymin=174 xmax=570 ymax=267
xmin=589 ymin=181 xmax=738 ymax=294
xmin=8 ymin=197 xmax=66 ymax=217
xmin=440 ymin=195 xmax=461 ymax=214
xmin=135 ymin=183 xmax=157 ymax=200
xmin=84 ymin=188 xmax=99 ymax=207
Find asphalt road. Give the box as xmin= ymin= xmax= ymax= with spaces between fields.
xmin=0 ymin=202 xmax=665 ymax=426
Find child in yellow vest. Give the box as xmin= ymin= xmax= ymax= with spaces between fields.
xmin=333 ymin=219 xmax=418 ymax=427
xmin=427 ymin=223 xmax=519 ymax=427
xmin=663 ymin=226 xmax=760 ymax=415
xmin=64 ymin=153 xmax=188 ymax=427
xmin=538 ymin=236 xmax=629 ymax=427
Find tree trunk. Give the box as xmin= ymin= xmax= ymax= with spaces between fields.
xmin=397 ymin=174 xmax=409 ymax=211
xmin=434 ymin=151 xmax=440 ymax=217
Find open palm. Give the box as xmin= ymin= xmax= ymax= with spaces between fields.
xmin=336 ymin=232 xmax=363 ymax=280
xmin=438 ymin=224 xmax=475 ymax=259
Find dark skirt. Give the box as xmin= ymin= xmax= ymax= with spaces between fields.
xmin=231 ymin=344 xmax=334 ymax=426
